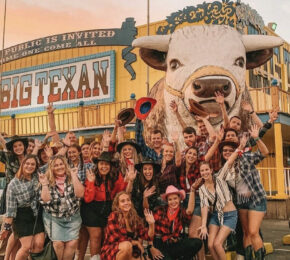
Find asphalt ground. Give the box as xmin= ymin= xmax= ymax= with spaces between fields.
xmin=262 ymin=219 xmax=290 ymax=260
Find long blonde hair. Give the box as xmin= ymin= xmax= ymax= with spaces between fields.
xmin=45 ymin=155 xmax=72 ymax=186
xmin=119 ymin=145 xmax=140 ymax=176
xmin=112 ymin=191 xmax=143 ymax=232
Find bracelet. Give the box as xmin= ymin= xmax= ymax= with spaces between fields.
xmin=3 ymin=223 xmax=12 ymax=231
xmin=254 ymin=137 xmax=260 ymax=142
xmin=249 ymin=111 xmax=255 ymax=114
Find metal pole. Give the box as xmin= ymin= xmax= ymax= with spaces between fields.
xmin=146 ymin=0 xmax=150 ymax=96
xmin=0 ymin=0 xmax=8 ymax=116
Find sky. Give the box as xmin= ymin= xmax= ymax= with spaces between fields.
xmin=0 ymin=0 xmax=289 ymax=48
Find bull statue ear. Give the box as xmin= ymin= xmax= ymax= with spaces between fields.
xmin=242 ymin=35 xmax=284 ymax=69
xmin=132 ymin=35 xmax=170 ymax=71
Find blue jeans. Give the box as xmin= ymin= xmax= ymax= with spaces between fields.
xmin=209 ymin=210 xmax=238 ymax=231
xmin=238 ymin=198 xmax=267 ymax=212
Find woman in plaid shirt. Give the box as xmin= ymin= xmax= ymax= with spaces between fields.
xmin=0 ymin=155 xmax=45 ymax=259
xmin=150 ymin=185 xmax=202 ymax=260
xmin=101 ymin=191 xmax=155 ymax=260
xmin=39 ymin=155 xmax=84 ymax=260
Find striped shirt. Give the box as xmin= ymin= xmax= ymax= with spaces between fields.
xmin=199 ymin=161 xmax=234 ymax=225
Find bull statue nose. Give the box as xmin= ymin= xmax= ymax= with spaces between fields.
xmin=192 ymin=78 xmax=232 ymax=98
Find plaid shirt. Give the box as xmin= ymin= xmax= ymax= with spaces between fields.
xmin=5 ymin=174 xmax=39 ymax=218
xmin=154 ymin=206 xmax=191 ymax=242
xmin=135 ymin=119 xmax=163 ymax=162
xmin=39 ymin=181 xmax=81 ymax=218
xmin=159 ymin=160 xmax=178 ymax=194
xmin=101 ymin=211 xmax=151 ymax=259
xmin=69 ymin=162 xmax=93 ymax=184
xmin=237 ymin=150 xmax=266 ymax=206
xmin=0 ymin=151 xmax=20 ymax=184
xmin=178 ymin=160 xmax=201 ymax=193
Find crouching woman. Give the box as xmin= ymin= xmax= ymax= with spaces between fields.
xmin=100 ymin=191 xmax=155 ymax=260
xmin=150 ymin=185 xmax=202 ymax=260
xmin=39 ymin=155 xmax=84 ymax=260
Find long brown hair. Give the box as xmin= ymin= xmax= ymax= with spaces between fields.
xmin=16 ymin=154 xmax=39 ymax=180
xmin=112 ymin=191 xmax=143 ymax=232
xmin=45 ymin=155 xmax=72 ymax=186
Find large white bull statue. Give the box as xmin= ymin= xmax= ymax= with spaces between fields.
xmin=132 ymin=25 xmax=283 ymax=148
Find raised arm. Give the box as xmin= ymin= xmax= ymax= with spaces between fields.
xmin=196 ymin=115 xmax=216 ymax=142
xmin=215 ymin=91 xmax=229 ymax=128
xmin=171 ymin=131 xmax=181 ymax=167
xmin=204 ymin=127 xmax=224 ymax=162
xmin=70 ymin=167 xmax=84 ymax=198
xmin=186 ymin=179 xmax=203 ymax=215
xmin=125 ymin=164 xmax=137 ymax=193
xmin=46 ymin=103 xmax=60 ymax=143
xmin=39 ymin=173 xmax=51 ymax=203
xmin=170 ymin=100 xmax=187 ymax=129
xmin=242 ymin=101 xmax=263 ymax=128
xmin=249 ymin=125 xmax=269 ymax=157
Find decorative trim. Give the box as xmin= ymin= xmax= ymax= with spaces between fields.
xmin=156 ymin=0 xmax=236 ymax=35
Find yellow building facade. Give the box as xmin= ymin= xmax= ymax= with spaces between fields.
xmin=0 ymin=1 xmax=289 ymax=202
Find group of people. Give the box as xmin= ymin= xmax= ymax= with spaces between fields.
xmin=0 ymin=95 xmax=277 ymax=260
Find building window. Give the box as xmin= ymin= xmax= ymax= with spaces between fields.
xmin=247 ymin=24 xmax=258 ymax=35
xmin=274 ymin=47 xmax=280 ymax=63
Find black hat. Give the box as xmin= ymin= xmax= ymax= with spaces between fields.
xmin=6 ymin=135 xmax=28 ymax=152
xmin=92 ymin=151 xmax=114 ymax=164
xmin=218 ymin=141 xmax=239 ymax=152
xmin=117 ymin=108 xmax=135 ymax=126
xmin=116 ymin=140 xmax=141 ymax=154
xmin=135 ymin=158 xmax=161 ymax=173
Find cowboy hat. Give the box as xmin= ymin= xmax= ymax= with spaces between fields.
xmin=6 ymin=136 xmax=28 ymax=152
xmin=116 ymin=139 xmax=141 ymax=154
xmin=134 ymin=97 xmax=157 ymax=120
xmin=92 ymin=151 xmax=115 ymax=164
xmin=161 ymin=185 xmax=186 ymax=201
xmin=117 ymin=108 xmax=135 ymax=126
xmin=135 ymin=157 xmax=161 ymax=174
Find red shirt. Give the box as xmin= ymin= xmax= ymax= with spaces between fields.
xmin=84 ymin=172 xmax=127 ymax=203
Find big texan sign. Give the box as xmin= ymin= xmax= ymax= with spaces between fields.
xmin=0 ymin=51 xmax=115 ymax=115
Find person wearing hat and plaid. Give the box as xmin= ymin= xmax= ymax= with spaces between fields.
xmin=126 ymin=157 xmax=161 ymax=218
xmin=83 ymin=152 xmax=128 ymax=260
xmin=149 ymin=185 xmax=202 ymax=260
xmin=116 ymin=140 xmax=142 ymax=179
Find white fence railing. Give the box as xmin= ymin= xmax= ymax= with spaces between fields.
xmin=257 ymin=167 xmax=290 ymax=197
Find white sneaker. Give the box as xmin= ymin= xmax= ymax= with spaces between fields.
xmin=236 ymin=254 xmax=245 ymax=260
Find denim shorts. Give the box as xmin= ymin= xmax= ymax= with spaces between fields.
xmin=183 ymin=193 xmax=201 ymax=217
xmin=238 ymin=198 xmax=267 ymax=212
xmin=43 ymin=210 xmax=82 ymax=242
xmin=209 ymin=210 xmax=238 ymax=231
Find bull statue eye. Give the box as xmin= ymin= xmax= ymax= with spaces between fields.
xmin=234 ymin=57 xmax=245 ymax=68
xmin=169 ymin=59 xmax=181 ymax=70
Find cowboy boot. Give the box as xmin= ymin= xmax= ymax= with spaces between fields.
xmin=254 ymin=248 xmax=265 ymax=260
xmin=244 ymin=245 xmax=253 ymax=260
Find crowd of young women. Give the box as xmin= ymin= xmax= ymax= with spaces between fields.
xmin=0 ymin=101 xmax=278 ymax=260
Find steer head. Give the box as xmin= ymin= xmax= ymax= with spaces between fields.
xmin=133 ymin=25 xmax=283 ymax=125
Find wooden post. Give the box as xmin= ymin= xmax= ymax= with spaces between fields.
xmin=273 ymin=123 xmax=287 ymax=199
xmin=270 ymin=86 xmax=279 ymax=110
xmin=11 ymin=114 xmax=16 ymax=136
xmin=78 ymin=101 xmax=85 ymax=128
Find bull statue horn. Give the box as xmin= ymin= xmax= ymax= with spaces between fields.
xmin=242 ymin=35 xmax=284 ymax=52
xmin=132 ymin=35 xmax=170 ymax=52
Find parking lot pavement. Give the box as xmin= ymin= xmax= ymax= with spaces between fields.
xmin=262 ymin=219 xmax=290 ymax=260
